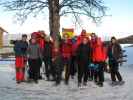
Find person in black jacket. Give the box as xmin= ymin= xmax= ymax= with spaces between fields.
xmin=76 ymin=37 xmax=91 ymax=87
xmin=108 ymin=37 xmax=124 ymax=85
xmin=43 ymin=36 xmax=54 ymax=81
xmin=52 ymin=42 xmax=63 ymax=86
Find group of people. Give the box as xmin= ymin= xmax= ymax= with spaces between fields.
xmin=13 ymin=30 xmax=125 ymax=87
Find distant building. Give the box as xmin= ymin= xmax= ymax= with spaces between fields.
xmin=3 ymin=34 xmax=31 ymax=46
xmin=0 ymin=27 xmax=8 ymax=48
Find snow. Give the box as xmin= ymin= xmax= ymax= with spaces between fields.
xmin=1 ymin=64 xmax=133 ymax=100
xmin=0 ymin=60 xmax=14 ymax=65
xmin=0 ymin=47 xmax=13 ymax=54
xmin=123 ymin=47 xmax=133 ymax=65
xmin=0 ymin=47 xmax=133 ymax=100
xmin=121 ymin=44 xmax=132 ymax=48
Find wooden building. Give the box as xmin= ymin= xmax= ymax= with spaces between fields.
xmin=0 ymin=27 xmax=7 ymax=48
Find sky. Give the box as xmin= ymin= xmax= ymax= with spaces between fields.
xmin=0 ymin=0 xmax=133 ymax=40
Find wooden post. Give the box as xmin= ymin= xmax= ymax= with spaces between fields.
xmin=0 ymin=30 xmax=3 ymax=48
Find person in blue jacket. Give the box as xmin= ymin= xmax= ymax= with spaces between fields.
xmin=14 ymin=34 xmax=28 ymax=84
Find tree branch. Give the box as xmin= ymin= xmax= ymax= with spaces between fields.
xmin=60 ymin=0 xmax=107 ymax=23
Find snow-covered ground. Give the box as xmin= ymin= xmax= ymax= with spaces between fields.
xmin=123 ymin=47 xmax=133 ymax=65
xmin=0 ymin=47 xmax=13 ymax=54
xmin=0 ymin=47 xmax=133 ymax=100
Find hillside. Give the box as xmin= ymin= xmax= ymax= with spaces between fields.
xmin=118 ymin=35 xmax=133 ymax=44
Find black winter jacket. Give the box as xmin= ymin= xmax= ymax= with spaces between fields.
xmin=76 ymin=43 xmax=91 ymax=63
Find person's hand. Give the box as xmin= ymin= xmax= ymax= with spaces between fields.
xmin=52 ymin=58 xmax=55 ymax=62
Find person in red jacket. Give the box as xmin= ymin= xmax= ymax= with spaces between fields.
xmin=31 ymin=31 xmax=46 ymax=50
xmin=90 ymin=33 xmax=107 ymax=87
xmin=70 ymin=36 xmax=78 ymax=79
xmin=61 ymin=33 xmax=72 ymax=85
xmin=77 ymin=29 xmax=87 ymax=46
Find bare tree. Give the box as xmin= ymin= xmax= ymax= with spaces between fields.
xmin=0 ymin=0 xmax=107 ymax=43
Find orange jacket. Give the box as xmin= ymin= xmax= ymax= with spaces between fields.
xmin=91 ymin=38 xmax=107 ymax=62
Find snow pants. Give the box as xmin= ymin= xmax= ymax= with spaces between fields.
xmin=15 ymin=56 xmax=27 ymax=83
xmin=52 ymin=58 xmax=63 ymax=84
xmin=63 ymin=58 xmax=71 ymax=84
xmin=109 ymin=60 xmax=122 ymax=82
xmin=43 ymin=57 xmax=55 ymax=80
xmin=77 ymin=61 xmax=89 ymax=83
xmin=28 ymin=58 xmax=41 ymax=81
xmin=94 ymin=62 xmax=105 ymax=83
xmin=70 ymin=56 xmax=77 ymax=77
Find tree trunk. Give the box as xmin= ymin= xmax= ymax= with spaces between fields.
xmin=48 ymin=0 xmax=60 ymax=46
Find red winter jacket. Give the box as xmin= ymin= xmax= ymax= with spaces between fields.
xmin=39 ymin=38 xmax=45 ymax=49
xmin=77 ymin=35 xmax=85 ymax=46
xmin=91 ymin=38 xmax=107 ymax=62
xmin=61 ymin=39 xmax=72 ymax=59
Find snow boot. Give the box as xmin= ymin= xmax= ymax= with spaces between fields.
xmin=83 ymin=82 xmax=87 ymax=86
xmin=97 ymin=82 xmax=103 ymax=87
xmin=78 ymin=82 xmax=81 ymax=87
xmin=111 ymin=81 xmax=118 ymax=86
xmin=118 ymin=81 xmax=125 ymax=85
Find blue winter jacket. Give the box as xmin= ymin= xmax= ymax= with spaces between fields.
xmin=14 ymin=40 xmax=28 ymax=56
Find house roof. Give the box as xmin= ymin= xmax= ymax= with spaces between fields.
xmin=0 ymin=27 xmax=8 ymax=33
